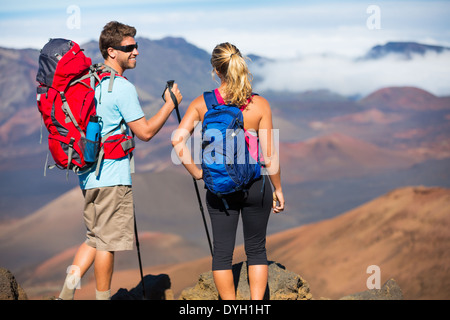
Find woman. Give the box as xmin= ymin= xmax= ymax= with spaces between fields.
xmin=172 ymin=42 xmax=285 ymax=300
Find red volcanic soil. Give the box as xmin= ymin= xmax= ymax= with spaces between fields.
xmin=279 ymin=133 xmax=416 ymax=184
xmin=359 ymin=86 xmax=450 ymax=111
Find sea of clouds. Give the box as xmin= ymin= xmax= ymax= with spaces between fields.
xmin=253 ymin=51 xmax=450 ymax=98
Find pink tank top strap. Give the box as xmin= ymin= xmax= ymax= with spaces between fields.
xmin=214 ymin=88 xmax=225 ymax=105
xmin=214 ymin=88 xmax=252 ymax=110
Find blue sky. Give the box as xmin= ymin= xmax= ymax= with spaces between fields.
xmin=1 ymin=0 xmax=450 ymax=58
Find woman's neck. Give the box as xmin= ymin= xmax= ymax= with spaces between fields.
xmin=217 ymin=83 xmax=227 ymax=100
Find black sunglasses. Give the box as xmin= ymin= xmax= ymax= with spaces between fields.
xmin=112 ymin=42 xmax=138 ymax=52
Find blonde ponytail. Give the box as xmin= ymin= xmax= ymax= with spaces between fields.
xmin=210 ymin=43 xmax=253 ymax=106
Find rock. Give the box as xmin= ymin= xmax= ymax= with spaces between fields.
xmin=180 ymin=261 xmax=312 ymax=300
xmin=266 ymin=261 xmax=312 ymax=300
xmin=179 ymin=269 xmax=220 ymax=300
xmin=112 ymin=274 xmax=173 ymax=300
xmin=340 ymin=278 xmax=403 ymax=300
xmin=0 ymin=267 xmax=28 ymax=300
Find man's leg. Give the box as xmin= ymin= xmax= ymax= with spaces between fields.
xmin=58 ymin=242 xmax=96 ymax=300
xmin=94 ymin=250 xmax=114 ymax=300
xmin=73 ymin=242 xmax=97 ymax=275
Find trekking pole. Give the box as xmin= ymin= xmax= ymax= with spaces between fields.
xmin=133 ymin=207 xmax=147 ymax=299
xmin=164 ymin=80 xmax=213 ymax=257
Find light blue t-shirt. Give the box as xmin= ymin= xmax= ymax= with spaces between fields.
xmin=78 ymin=76 xmax=144 ymax=190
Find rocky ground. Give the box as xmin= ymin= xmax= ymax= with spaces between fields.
xmin=0 ymin=262 xmax=403 ymax=300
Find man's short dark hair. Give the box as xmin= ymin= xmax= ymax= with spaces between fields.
xmin=99 ymin=21 xmax=137 ymax=59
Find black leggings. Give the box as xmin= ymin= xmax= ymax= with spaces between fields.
xmin=206 ymin=177 xmax=272 ymax=271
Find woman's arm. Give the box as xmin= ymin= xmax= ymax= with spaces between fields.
xmin=171 ymin=95 xmax=203 ymax=180
xmin=257 ymin=97 xmax=285 ymax=213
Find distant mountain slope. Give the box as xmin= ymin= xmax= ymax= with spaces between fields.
xmin=280 ymin=132 xmax=417 ymax=184
xmin=359 ymin=86 xmax=450 ymax=111
xmin=362 ymin=41 xmax=450 ymax=60
xmin=0 ymin=47 xmax=38 ymax=121
xmin=265 ymin=186 xmax=450 ymax=299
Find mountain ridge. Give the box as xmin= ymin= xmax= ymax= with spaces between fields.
xmin=362 ymin=41 xmax=450 ymax=60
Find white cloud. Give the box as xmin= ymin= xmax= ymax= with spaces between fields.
xmin=253 ymin=51 xmax=450 ymax=97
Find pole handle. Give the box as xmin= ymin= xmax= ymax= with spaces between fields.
xmin=162 ymin=80 xmax=181 ymax=122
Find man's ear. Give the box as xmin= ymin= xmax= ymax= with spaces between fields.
xmin=107 ymin=47 xmax=116 ymax=59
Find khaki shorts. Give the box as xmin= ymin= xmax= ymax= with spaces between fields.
xmin=82 ymin=185 xmax=135 ymax=251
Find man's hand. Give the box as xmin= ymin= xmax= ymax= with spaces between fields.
xmin=164 ymin=82 xmax=183 ymax=108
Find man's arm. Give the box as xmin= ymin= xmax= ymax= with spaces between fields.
xmin=128 ymin=83 xmax=182 ymax=141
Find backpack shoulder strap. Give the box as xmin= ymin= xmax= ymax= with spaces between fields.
xmin=94 ymin=64 xmax=126 ymax=104
xmin=96 ymin=64 xmax=121 ymax=92
xmin=240 ymin=93 xmax=259 ymax=111
xmin=203 ymin=91 xmax=219 ymax=110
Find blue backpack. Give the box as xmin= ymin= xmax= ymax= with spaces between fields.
xmin=201 ymin=90 xmax=261 ymax=207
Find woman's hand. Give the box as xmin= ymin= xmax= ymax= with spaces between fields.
xmin=193 ymin=169 xmax=203 ymax=180
xmin=272 ymin=189 xmax=285 ymax=214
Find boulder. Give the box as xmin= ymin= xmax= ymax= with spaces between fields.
xmin=0 ymin=267 xmax=28 ymax=300
xmin=180 ymin=261 xmax=312 ymax=300
xmin=340 ymin=278 xmax=403 ymax=300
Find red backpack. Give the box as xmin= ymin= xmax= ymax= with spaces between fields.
xmin=36 ymin=38 xmax=135 ymax=178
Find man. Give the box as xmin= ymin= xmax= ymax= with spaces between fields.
xmin=58 ymin=21 xmax=182 ymax=300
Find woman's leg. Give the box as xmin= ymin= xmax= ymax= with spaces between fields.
xmin=248 ymin=264 xmax=268 ymax=300
xmin=206 ymin=192 xmax=241 ymax=300
xmin=212 ymin=269 xmax=236 ymax=300
xmin=241 ymin=177 xmax=272 ymax=300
